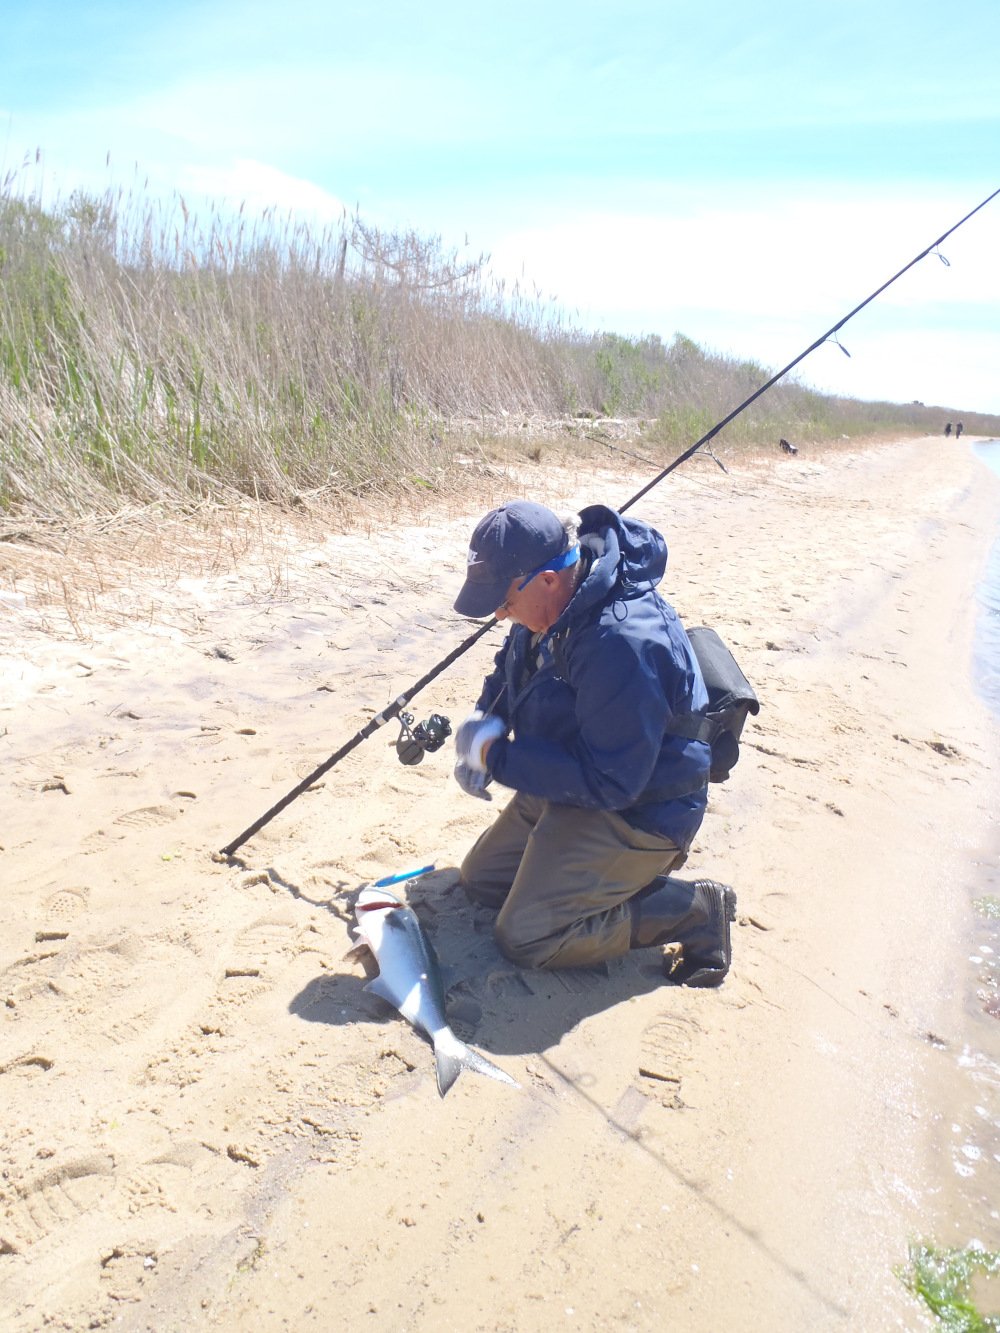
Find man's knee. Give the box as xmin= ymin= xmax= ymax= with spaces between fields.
xmin=494 ymin=912 xmax=556 ymax=969
xmin=460 ymin=873 xmax=509 ymax=910
xmin=459 ymin=843 xmax=483 ymax=886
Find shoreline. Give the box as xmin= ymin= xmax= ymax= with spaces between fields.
xmin=972 ymin=438 xmax=1000 ymax=722
xmin=2 ymin=435 xmax=999 ymax=1330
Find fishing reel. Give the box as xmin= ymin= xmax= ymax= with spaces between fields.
xmin=395 ymin=711 xmax=452 ymax=766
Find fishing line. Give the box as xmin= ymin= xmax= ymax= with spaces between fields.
xmin=590 ymin=433 xmax=729 ymax=476
xmin=619 ymin=184 xmax=1000 ymax=514
xmin=220 ymin=185 xmax=999 ymax=857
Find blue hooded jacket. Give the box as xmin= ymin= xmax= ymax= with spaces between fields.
xmin=479 ymin=504 xmax=710 ymax=851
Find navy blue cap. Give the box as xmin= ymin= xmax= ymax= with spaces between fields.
xmin=454 ymin=500 xmax=569 ymax=618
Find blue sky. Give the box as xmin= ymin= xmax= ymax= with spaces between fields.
xmin=3 ymin=0 xmax=1000 ymax=413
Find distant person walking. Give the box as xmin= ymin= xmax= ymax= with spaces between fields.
xmin=944 ymin=423 xmax=953 ymax=437
xmin=956 ymin=422 xmax=964 ymax=439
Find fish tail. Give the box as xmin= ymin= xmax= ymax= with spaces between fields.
xmin=434 ymin=1040 xmax=466 ymax=1098
xmin=433 ymin=1030 xmax=519 ymax=1098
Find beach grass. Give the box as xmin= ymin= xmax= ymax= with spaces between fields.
xmin=4 ymin=161 xmax=1000 ymax=524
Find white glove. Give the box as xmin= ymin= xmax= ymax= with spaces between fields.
xmin=454 ymin=711 xmax=506 ymax=773
xmin=454 ymin=760 xmax=492 ymax=800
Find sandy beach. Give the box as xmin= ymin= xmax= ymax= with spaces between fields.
xmin=2 ymin=434 xmax=999 ymax=1331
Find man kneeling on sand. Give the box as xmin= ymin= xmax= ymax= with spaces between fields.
xmin=451 ymin=499 xmax=735 ymax=986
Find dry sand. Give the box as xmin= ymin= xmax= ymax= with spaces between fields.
xmin=2 ymin=435 xmax=999 ymax=1331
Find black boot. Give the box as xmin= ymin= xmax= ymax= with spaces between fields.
xmin=629 ymin=877 xmax=737 ymax=987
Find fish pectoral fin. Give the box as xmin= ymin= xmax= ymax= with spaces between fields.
xmin=343 ymin=941 xmax=371 ymax=963
xmin=363 ymin=975 xmax=400 ymax=1008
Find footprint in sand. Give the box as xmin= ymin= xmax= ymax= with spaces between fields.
xmin=80 ymin=804 xmax=181 ymax=849
xmin=97 ymin=1246 xmax=161 ymax=1305
xmin=233 ymin=913 xmax=299 ymax=961
xmin=2 ymin=966 xmax=67 ymax=1009
xmin=58 ymin=936 xmax=140 ymax=997
xmin=141 ymin=1033 xmax=212 ymax=1089
xmin=444 ymin=982 xmax=484 ymax=1037
xmin=213 ymin=971 xmax=269 ymax=1007
xmin=527 ymin=967 xmax=610 ymax=998
xmin=103 ymin=1007 xmax=160 ymax=1048
xmin=113 ymin=805 xmax=179 ymax=830
xmin=0 ymin=1154 xmax=116 ymax=1254
xmin=484 ymin=967 xmax=536 ymax=1001
xmin=123 ymin=1140 xmax=239 ymax=1220
xmin=90 ymin=934 xmax=209 ymax=1049
xmin=0 ymin=1051 xmax=55 ymax=1077
xmin=41 ymin=885 xmax=90 ymax=926
xmin=138 ymin=937 xmax=278 ymax=1083
xmin=636 ymin=1011 xmax=702 ymax=1104
xmin=206 ymin=916 xmax=299 ymax=1002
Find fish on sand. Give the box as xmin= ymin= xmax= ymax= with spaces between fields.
xmin=352 ymin=885 xmax=519 ymax=1097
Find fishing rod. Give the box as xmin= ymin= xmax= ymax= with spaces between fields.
xmin=219 ymin=618 xmax=493 ymax=856
xmin=220 ymin=185 xmax=999 ymax=858
xmin=621 ymin=184 xmax=1000 ymax=513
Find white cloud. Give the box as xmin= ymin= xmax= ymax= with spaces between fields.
xmin=482 ymin=183 xmax=1000 ymax=412
xmin=487 ymin=186 xmax=1000 ymax=322
xmin=176 ymin=159 xmax=347 ymax=225
xmin=793 ymin=327 xmax=1000 ymax=414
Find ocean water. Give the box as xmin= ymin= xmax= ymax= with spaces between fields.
xmin=973 ymin=440 xmax=1000 ymax=719
xmin=949 ymin=439 xmax=1000 ymax=1253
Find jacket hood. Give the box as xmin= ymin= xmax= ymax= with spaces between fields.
xmin=554 ymin=504 xmax=667 ymax=628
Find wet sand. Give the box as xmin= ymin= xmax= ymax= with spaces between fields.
xmin=2 ymin=435 xmax=999 ymax=1330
